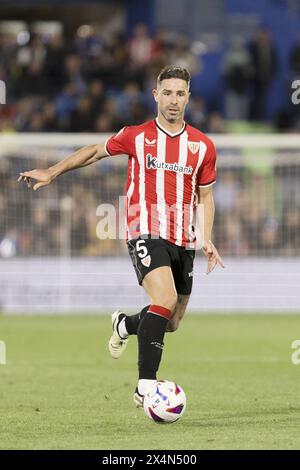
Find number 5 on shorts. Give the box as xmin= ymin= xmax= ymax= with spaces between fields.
xmin=136 ymin=240 xmax=148 ymax=259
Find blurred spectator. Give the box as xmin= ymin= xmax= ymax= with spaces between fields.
xmin=282 ymin=207 xmax=300 ymax=253
xmin=260 ymin=217 xmax=279 ymax=253
xmin=54 ymin=83 xmax=78 ymax=130
xmin=0 ymin=116 xmax=14 ymax=133
xmin=17 ymin=61 xmax=48 ymax=97
xmin=167 ymin=34 xmax=199 ymax=76
xmin=128 ymin=23 xmax=155 ymax=70
xmin=31 ymin=205 xmax=54 ymax=255
xmin=249 ymin=27 xmax=277 ymax=121
xmin=28 ymin=111 xmax=46 ymax=132
xmin=214 ymin=171 xmax=241 ymax=213
xmin=43 ymin=102 xmax=60 ymax=132
xmin=100 ymin=97 xmax=123 ymax=130
xmin=63 ymin=54 xmax=87 ymax=95
xmin=94 ymin=113 xmax=118 ymax=132
xmin=116 ymin=81 xmax=148 ymax=124
xmin=187 ymin=96 xmax=207 ymax=130
xmin=106 ymin=33 xmax=130 ymax=86
xmin=290 ymin=34 xmax=300 ymax=76
xmin=44 ymin=33 xmax=67 ymax=94
xmin=75 ymin=26 xmax=104 ymax=60
xmin=222 ymin=37 xmax=253 ymax=120
xmin=13 ymin=98 xmax=36 ymax=132
xmin=14 ymin=34 xmax=47 ymax=98
xmin=69 ymin=95 xmax=94 ymax=132
xmin=88 ymin=79 xmax=105 ymax=119
xmin=205 ymin=112 xmax=226 ymax=133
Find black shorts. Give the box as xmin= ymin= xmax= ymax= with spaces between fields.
xmin=127 ymin=236 xmax=195 ymax=295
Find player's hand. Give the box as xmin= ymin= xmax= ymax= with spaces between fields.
xmin=202 ymin=240 xmax=225 ymax=274
xmin=17 ymin=169 xmax=53 ymax=191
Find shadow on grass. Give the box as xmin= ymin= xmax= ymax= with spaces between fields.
xmin=183 ymin=406 xmax=300 ymax=427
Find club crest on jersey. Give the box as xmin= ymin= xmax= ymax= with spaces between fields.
xmin=188 ymin=141 xmax=200 ymax=154
xmin=146 ymin=154 xmax=193 ymax=175
xmin=141 ymin=255 xmax=151 ymax=267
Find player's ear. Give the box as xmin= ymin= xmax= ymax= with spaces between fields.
xmin=152 ymin=88 xmax=158 ymax=103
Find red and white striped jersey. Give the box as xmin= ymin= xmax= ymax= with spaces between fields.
xmin=105 ymin=119 xmax=217 ymax=247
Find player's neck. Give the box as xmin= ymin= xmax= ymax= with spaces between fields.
xmin=156 ymin=114 xmax=185 ymax=135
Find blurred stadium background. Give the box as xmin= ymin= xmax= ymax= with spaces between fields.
xmin=0 ymin=0 xmax=300 ymax=313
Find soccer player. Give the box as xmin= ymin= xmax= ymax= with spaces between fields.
xmin=18 ymin=65 xmax=224 ymax=407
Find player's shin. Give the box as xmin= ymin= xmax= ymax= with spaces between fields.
xmin=137 ymin=305 xmax=171 ymax=384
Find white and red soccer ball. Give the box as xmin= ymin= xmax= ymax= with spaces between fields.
xmin=143 ymin=380 xmax=186 ymax=423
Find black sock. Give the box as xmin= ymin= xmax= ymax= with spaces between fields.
xmin=137 ymin=305 xmax=171 ymax=380
xmin=125 ymin=305 xmax=149 ymax=335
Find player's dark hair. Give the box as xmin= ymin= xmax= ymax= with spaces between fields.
xmin=157 ymin=65 xmax=190 ymax=86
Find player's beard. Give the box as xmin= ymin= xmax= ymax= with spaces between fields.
xmin=160 ymin=107 xmax=183 ymax=124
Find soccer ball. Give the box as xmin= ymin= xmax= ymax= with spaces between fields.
xmin=143 ymin=380 xmax=186 ymax=424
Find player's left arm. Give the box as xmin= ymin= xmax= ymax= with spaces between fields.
xmin=197 ymin=186 xmax=225 ymax=274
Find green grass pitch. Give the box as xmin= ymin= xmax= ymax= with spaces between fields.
xmin=0 ymin=313 xmax=300 ymax=450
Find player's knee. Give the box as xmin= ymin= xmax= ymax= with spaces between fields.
xmin=158 ymin=293 xmax=177 ymax=312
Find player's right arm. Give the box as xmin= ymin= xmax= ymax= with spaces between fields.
xmin=17 ymin=142 xmax=108 ymax=191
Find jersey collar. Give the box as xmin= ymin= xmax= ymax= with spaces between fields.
xmin=155 ymin=118 xmax=186 ymax=138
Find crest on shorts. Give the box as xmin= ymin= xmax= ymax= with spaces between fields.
xmin=188 ymin=141 xmax=200 ymax=154
xmin=141 ymin=255 xmax=151 ymax=267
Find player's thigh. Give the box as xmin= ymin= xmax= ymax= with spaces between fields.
xmin=166 ymin=294 xmax=190 ymax=332
xmin=171 ymin=246 xmax=195 ymax=298
xmin=127 ymin=237 xmax=177 ymax=310
xmin=142 ymin=266 xmax=178 ymax=311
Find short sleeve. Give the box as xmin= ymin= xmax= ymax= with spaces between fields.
xmin=105 ymin=127 xmax=133 ymax=156
xmin=198 ymin=140 xmax=217 ymax=187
